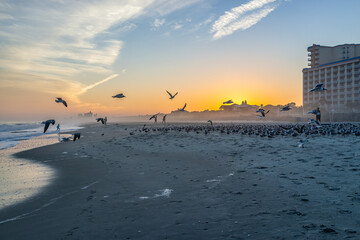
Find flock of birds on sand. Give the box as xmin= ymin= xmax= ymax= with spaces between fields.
xmin=40 ymin=82 xmax=359 ymax=144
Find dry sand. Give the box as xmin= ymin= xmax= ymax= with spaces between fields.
xmin=0 ymin=123 xmax=359 ymax=239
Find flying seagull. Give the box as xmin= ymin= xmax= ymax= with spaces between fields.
xmin=43 ymin=119 xmax=56 ymax=133
xmin=256 ymin=108 xmax=270 ymax=117
xmin=96 ymin=118 xmax=105 ymax=124
xmin=308 ymin=109 xmax=320 ymax=115
xmin=112 ymin=93 xmax=125 ymax=98
xmin=178 ymin=103 xmax=187 ymax=111
xmin=166 ymin=90 xmax=178 ymax=100
xmin=280 ymin=105 xmax=291 ymax=111
xmin=309 ymin=83 xmax=327 ymax=92
xmin=149 ymin=113 xmax=160 ymax=123
xmin=55 ymin=97 xmax=67 ymax=107
xmin=223 ymin=100 xmax=234 ymax=104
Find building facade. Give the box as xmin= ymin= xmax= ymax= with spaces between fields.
xmin=303 ymin=44 xmax=360 ymax=121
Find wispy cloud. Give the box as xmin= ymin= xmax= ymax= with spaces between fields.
xmin=78 ymin=74 xmax=119 ymax=95
xmin=211 ymin=0 xmax=280 ymax=40
xmin=153 ymin=18 xmax=166 ymax=29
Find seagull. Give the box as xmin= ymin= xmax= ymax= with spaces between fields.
xmin=73 ymin=133 xmax=81 ymax=141
xmin=256 ymin=108 xmax=270 ymax=117
xmin=280 ymin=105 xmax=291 ymax=111
xmin=256 ymin=115 xmax=264 ymax=119
xmin=297 ymin=139 xmax=309 ymax=148
xmin=178 ymin=103 xmax=187 ymax=111
xmin=59 ymin=136 xmax=71 ymax=142
xmin=308 ymin=109 xmax=319 ymax=115
xmin=207 ymin=120 xmax=213 ymax=125
xmin=149 ymin=113 xmax=160 ymax=123
xmin=112 ymin=93 xmax=126 ymax=98
xmin=308 ymin=119 xmax=322 ymax=127
xmin=166 ymin=90 xmax=178 ymax=100
xmin=223 ymin=100 xmax=234 ymax=104
xmin=162 ymin=115 xmax=167 ymax=123
xmin=309 ymin=83 xmax=327 ymax=92
xmin=55 ymin=97 xmax=67 ymax=107
xmin=96 ymin=118 xmax=105 ymax=124
xmin=43 ymin=119 xmax=56 ymax=133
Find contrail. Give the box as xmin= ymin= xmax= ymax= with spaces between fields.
xmin=78 ymin=74 xmax=118 ymax=95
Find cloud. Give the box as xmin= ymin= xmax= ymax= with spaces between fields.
xmin=211 ymin=0 xmax=280 ymax=40
xmin=153 ymin=18 xmax=166 ymax=28
xmin=78 ymin=74 xmax=119 ymax=95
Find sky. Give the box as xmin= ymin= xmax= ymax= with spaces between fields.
xmin=0 ymin=0 xmax=359 ymax=120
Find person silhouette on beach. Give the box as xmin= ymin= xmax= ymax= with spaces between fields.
xmin=104 ymin=116 xmax=107 ymax=125
xmin=162 ymin=115 xmax=167 ymax=123
xmin=56 ymin=123 xmax=60 ymax=132
xmin=316 ymin=107 xmax=321 ymax=122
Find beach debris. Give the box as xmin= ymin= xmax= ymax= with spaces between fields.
xmin=166 ymin=90 xmax=178 ymax=100
xmin=42 ymin=119 xmax=56 ymax=133
xmin=55 ymin=97 xmax=68 ymax=107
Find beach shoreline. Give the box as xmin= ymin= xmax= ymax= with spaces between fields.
xmin=0 ymin=122 xmax=359 ymax=239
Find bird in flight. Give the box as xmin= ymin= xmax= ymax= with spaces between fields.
xmin=309 ymin=83 xmax=327 ymax=92
xmin=55 ymin=97 xmax=67 ymax=107
xmin=178 ymin=103 xmax=187 ymax=111
xmin=166 ymin=90 xmax=178 ymax=100
xmin=112 ymin=93 xmax=126 ymax=98
xmin=149 ymin=113 xmax=160 ymax=123
xmin=96 ymin=118 xmax=105 ymax=124
xmin=223 ymin=100 xmax=234 ymax=104
xmin=42 ymin=119 xmax=56 ymax=133
xmin=280 ymin=105 xmax=291 ymax=111
xmin=256 ymin=108 xmax=270 ymax=117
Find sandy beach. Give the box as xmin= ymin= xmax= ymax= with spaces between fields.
xmin=0 ymin=122 xmax=359 ymax=239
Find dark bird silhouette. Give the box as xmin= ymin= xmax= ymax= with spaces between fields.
xmin=112 ymin=93 xmax=125 ymax=98
xmin=149 ymin=113 xmax=160 ymax=123
xmin=43 ymin=119 xmax=56 ymax=133
xmin=280 ymin=105 xmax=291 ymax=111
xmin=207 ymin=120 xmax=213 ymax=125
xmin=96 ymin=118 xmax=105 ymax=124
xmin=256 ymin=108 xmax=270 ymax=117
xmin=55 ymin=97 xmax=67 ymax=107
xmin=166 ymin=90 xmax=178 ymax=100
xmin=73 ymin=133 xmax=81 ymax=141
xmin=309 ymin=83 xmax=327 ymax=92
xmin=178 ymin=103 xmax=187 ymax=111
xmin=223 ymin=99 xmax=234 ymax=104
xmin=162 ymin=115 xmax=167 ymax=123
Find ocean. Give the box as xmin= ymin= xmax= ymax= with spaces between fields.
xmin=0 ymin=121 xmax=82 ymax=150
xmin=0 ymin=121 xmax=82 ymax=211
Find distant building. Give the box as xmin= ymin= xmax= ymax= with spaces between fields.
xmin=303 ymin=43 xmax=360 ymax=121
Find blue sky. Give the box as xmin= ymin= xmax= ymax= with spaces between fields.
xmin=0 ymin=0 xmax=359 ymax=119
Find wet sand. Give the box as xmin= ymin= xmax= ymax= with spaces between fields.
xmin=0 ymin=123 xmax=359 ymax=239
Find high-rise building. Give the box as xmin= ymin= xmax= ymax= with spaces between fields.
xmin=303 ymin=44 xmax=360 ymax=121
